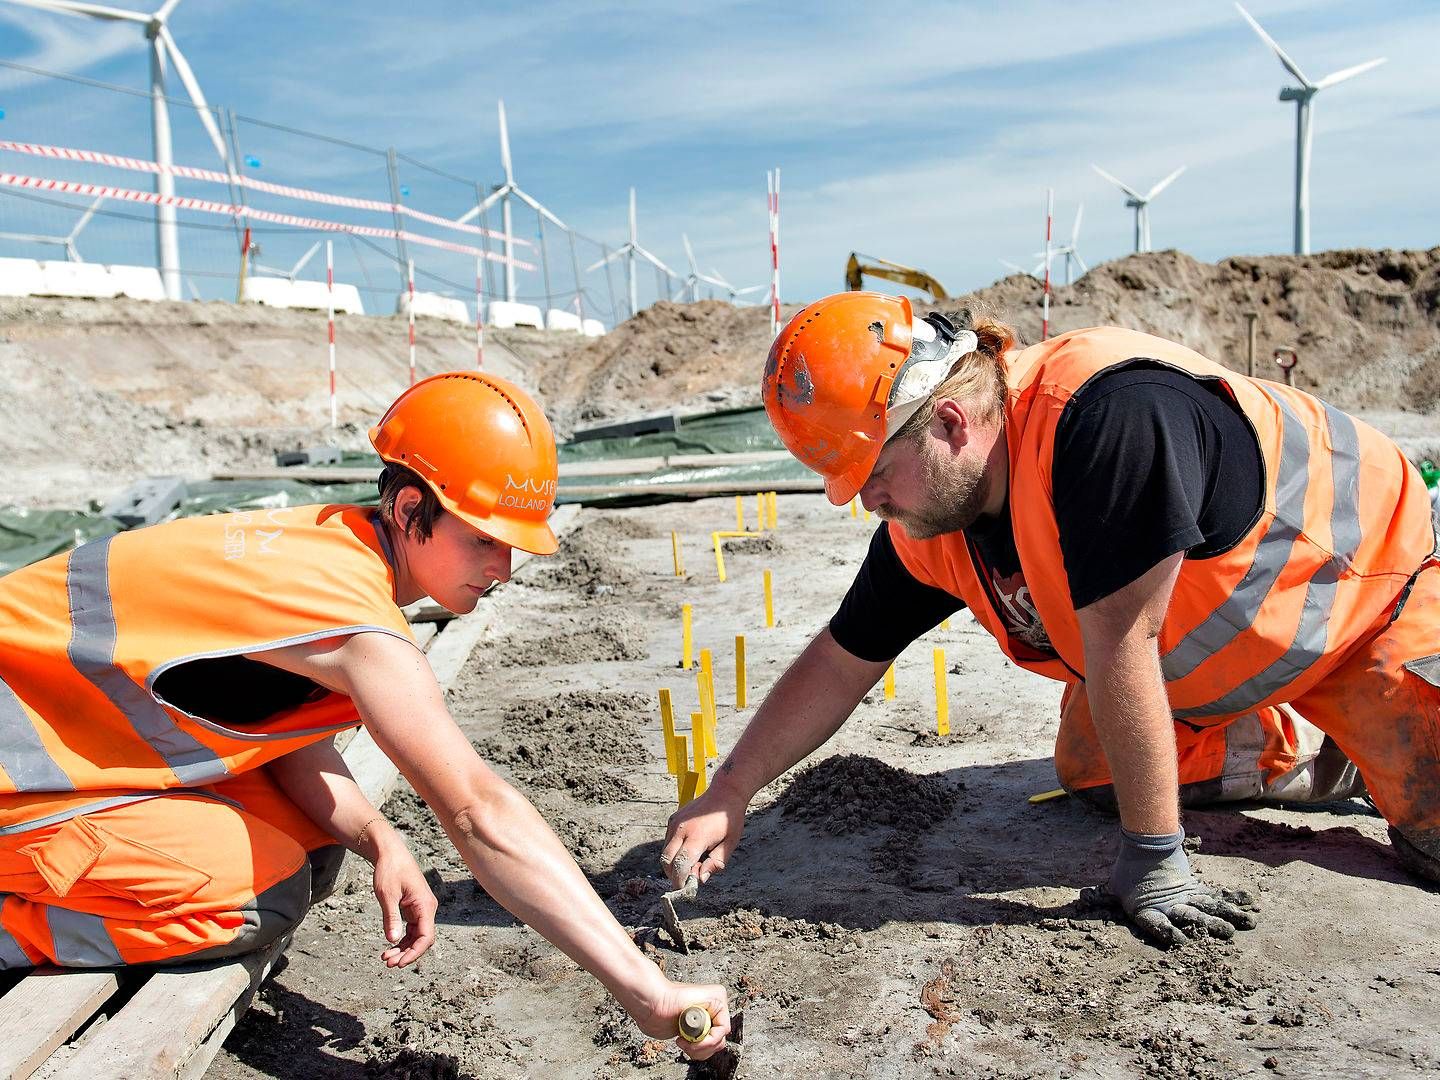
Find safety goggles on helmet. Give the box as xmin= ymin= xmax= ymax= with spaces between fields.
xmin=883 ymin=313 xmax=978 ymax=440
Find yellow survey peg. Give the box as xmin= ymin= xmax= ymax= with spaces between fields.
xmin=884 ymin=663 xmax=895 ymax=700
xmin=1028 ymin=788 xmax=1069 ymax=804
xmin=658 ymin=688 xmax=679 ymax=776
xmin=933 ymin=647 xmax=950 ymax=736
xmin=735 ymin=634 xmax=747 ymax=710
xmin=681 ymin=604 xmax=693 ymax=669
xmin=762 ymin=569 xmax=775 ymax=628
xmin=711 ymin=530 xmax=758 ymax=584
xmin=671 ymin=531 xmax=685 ymax=577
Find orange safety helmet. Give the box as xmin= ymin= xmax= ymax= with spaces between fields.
xmin=370 ymin=371 xmax=560 ymax=555
xmin=764 ymin=291 xmax=948 ymax=505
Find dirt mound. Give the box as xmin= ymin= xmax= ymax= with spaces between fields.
xmin=722 ymin=534 xmax=778 ymax=556
xmin=777 ymin=754 xmax=959 ymax=835
xmin=584 ymin=513 xmax=662 ymax=540
xmin=524 ymin=530 xmax=634 ymax=595
xmin=491 ymin=608 xmax=648 ymax=667
xmin=475 ymin=690 xmax=652 ymax=804
xmin=687 ymin=908 xmax=863 ymax=956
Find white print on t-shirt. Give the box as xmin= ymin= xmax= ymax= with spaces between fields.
xmin=990 ymin=570 xmax=1054 ymax=655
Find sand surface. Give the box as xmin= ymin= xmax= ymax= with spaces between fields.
xmin=208 ymin=498 xmax=1440 ymax=1079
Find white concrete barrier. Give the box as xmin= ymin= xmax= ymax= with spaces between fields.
xmin=38 ymin=260 xmax=118 ymax=299
xmin=487 ymin=300 xmax=544 ymax=329
xmin=242 ymin=277 xmax=365 ymax=314
xmin=545 ymin=308 xmax=584 ymax=333
xmin=108 ymin=266 xmax=166 ymax=301
xmin=582 ymin=318 xmax=606 ymax=337
xmin=0 ymin=257 xmax=42 ymax=297
xmin=398 ymin=290 xmax=470 ymax=324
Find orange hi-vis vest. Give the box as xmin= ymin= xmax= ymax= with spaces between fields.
xmin=0 ymin=504 xmax=415 ymax=832
xmin=891 ymin=326 xmax=1436 ymax=719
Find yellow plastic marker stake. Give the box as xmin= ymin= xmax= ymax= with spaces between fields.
xmin=692 ymin=721 xmax=708 ymax=796
xmin=933 ymin=647 xmax=950 ymax=736
xmin=884 ymin=664 xmax=895 ymax=700
xmin=763 ymin=569 xmax=775 ymax=628
xmin=659 ymin=688 xmax=679 ymax=775
xmin=691 ymin=709 xmax=713 ymax=760
xmin=671 ymin=531 xmax=685 ymax=577
xmin=735 ymin=634 xmax=747 ymax=709
xmin=681 ymin=604 xmax=693 ymax=670
xmin=755 ymin=492 xmax=766 ymax=532
xmin=679 ymin=765 xmax=699 ymax=808
xmin=850 ymin=497 xmax=858 ymax=518
xmin=676 ymin=735 xmax=691 ymax=804
xmin=768 ymin=491 xmax=778 ymax=528
xmin=940 ymin=617 xmax=950 ymax=631
xmin=734 ymin=495 xmax=744 ymax=531
xmin=712 ymin=532 xmax=727 ymax=583
xmin=863 ymin=507 xmax=872 ymax=522
xmin=1028 ymin=788 xmax=1069 ymax=804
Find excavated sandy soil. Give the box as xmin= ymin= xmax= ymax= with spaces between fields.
xmin=210 ymin=499 xmax=1440 ymax=1079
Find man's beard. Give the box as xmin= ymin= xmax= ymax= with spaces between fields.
xmin=885 ymin=439 xmax=990 ymax=540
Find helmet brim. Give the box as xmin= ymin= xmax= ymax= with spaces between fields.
xmin=456 ymin=510 xmax=560 ymax=556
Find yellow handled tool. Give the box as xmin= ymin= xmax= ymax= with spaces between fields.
xmin=678 ymin=1004 xmax=712 ymax=1042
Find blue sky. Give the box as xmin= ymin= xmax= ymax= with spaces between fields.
xmin=1 ymin=0 xmax=1436 ymax=320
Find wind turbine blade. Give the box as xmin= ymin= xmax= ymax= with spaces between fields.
xmin=156 ymin=27 xmax=229 ymax=165
xmin=735 ymin=284 xmax=768 ymax=296
xmin=1315 ymin=57 xmax=1386 ymax=90
xmin=1071 ymin=203 xmax=1083 ymax=247
xmin=999 ymin=259 xmax=1026 ymax=274
xmin=633 ymin=245 xmax=676 ymax=277
xmin=584 ymin=248 xmax=626 ymax=273
xmin=155 ymin=0 xmax=184 ymax=22
xmin=289 ymin=239 xmax=322 ymax=278
xmin=1145 ymin=165 xmax=1186 ymax=201
xmin=510 ymin=187 xmax=568 ymax=230
xmin=497 ymin=100 xmax=514 ymax=185
xmin=683 ymin=233 xmax=697 ymax=275
xmin=0 ymin=0 xmax=150 ymax=22
xmin=1233 ymin=2 xmax=1312 ymax=87
xmin=1090 ymin=164 xmax=1142 ymax=202
xmin=628 ymin=187 xmax=637 ymax=243
xmin=1074 ymin=251 xmax=1088 ymax=274
xmin=703 ymin=267 xmax=733 ymax=290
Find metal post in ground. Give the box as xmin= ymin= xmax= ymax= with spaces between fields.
xmin=566 ymin=226 xmax=585 ymax=322
xmin=386 ymin=148 xmax=409 ymax=287
xmin=537 ymin=208 xmax=554 ymax=321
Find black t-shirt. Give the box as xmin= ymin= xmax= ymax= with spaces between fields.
xmin=829 ymin=364 xmax=1264 ymax=663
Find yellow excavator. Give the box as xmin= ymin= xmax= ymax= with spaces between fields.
xmin=844 ymin=252 xmax=949 ymax=301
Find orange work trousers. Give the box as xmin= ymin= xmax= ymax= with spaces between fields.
xmin=0 ymin=768 xmax=340 ymax=969
xmin=1055 ymin=560 xmax=1440 ymax=873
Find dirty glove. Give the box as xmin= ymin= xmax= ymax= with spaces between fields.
xmin=1084 ymin=827 xmax=1257 ymax=948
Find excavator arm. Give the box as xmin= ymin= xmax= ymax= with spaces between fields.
xmin=845 ymin=252 xmax=949 ymax=301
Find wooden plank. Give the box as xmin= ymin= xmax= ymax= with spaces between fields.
xmin=0 ymin=969 xmax=120 ymax=1080
xmin=50 ymin=936 xmax=290 ymax=1080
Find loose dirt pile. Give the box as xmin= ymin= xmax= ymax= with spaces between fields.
xmin=489 ymin=608 xmax=648 ymax=667
xmin=523 ymin=528 xmax=636 ymax=595
xmin=777 ymin=754 xmax=960 ymax=836
xmin=475 ymin=690 xmax=653 ymax=804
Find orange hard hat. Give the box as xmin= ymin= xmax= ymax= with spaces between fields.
xmin=370 ymin=371 xmax=560 ymax=555
xmin=763 ymin=292 xmax=973 ymax=505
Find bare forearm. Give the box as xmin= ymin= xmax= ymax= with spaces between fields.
xmin=714 ymin=628 xmax=887 ymax=803
xmin=1084 ymin=638 xmax=1180 ymax=835
xmin=267 ymin=739 xmax=401 ymax=861
xmin=445 ymin=781 xmax=662 ymax=1016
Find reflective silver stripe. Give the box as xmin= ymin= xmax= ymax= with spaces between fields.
xmin=1173 ymin=392 xmax=1363 ymax=718
xmin=65 ymin=538 xmax=229 ymax=786
xmin=1162 ymin=385 xmax=1311 ymax=683
xmin=0 ymin=789 xmax=246 ymax=838
xmin=0 ymin=676 xmax=73 ymax=792
xmin=0 ymin=900 xmax=32 ymax=969
xmin=46 ymin=906 xmax=122 ymax=967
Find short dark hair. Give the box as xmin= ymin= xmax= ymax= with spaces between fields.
xmin=377 ymin=463 xmax=444 ymax=540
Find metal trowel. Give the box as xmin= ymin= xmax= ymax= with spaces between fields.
xmin=659 ymin=871 xmax=700 ymax=953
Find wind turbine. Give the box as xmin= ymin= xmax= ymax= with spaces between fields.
xmin=1091 ymin=164 xmax=1186 ymax=253
xmin=457 ymin=100 xmax=568 ymax=304
xmin=1032 ymin=204 xmax=1086 ymax=285
xmin=674 ymin=234 xmax=733 ymax=302
xmin=1234 ymin=2 xmax=1386 ymax=255
xmin=701 ymin=265 xmax=767 ymax=305
xmin=585 ymin=188 xmax=676 ymax=319
xmin=2 ymin=0 xmax=231 ymax=300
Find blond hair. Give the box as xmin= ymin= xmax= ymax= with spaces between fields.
xmin=892 ymin=301 xmax=1019 ymax=442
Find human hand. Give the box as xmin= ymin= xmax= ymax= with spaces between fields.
xmin=372 ymin=845 xmax=439 ymax=967
xmin=661 ymin=784 xmax=747 ymax=889
xmin=1082 ymin=827 xmax=1258 ymax=948
xmin=630 ymin=977 xmax=732 ymax=1060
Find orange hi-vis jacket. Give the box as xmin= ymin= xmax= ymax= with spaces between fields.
xmin=0 ymin=504 xmax=415 ymax=834
xmin=891 ymin=326 xmax=1436 ymax=719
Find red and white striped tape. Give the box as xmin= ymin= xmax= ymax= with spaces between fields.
xmin=0 ymin=140 xmax=531 ymax=247
xmin=1042 ymin=188 xmax=1053 ymax=342
xmin=326 ymin=238 xmax=337 ymax=428
xmin=0 ymin=172 xmax=536 ymax=269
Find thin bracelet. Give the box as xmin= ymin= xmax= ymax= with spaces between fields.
xmin=354 ymin=815 xmax=384 ymax=851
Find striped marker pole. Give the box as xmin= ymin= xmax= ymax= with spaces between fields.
xmin=407 ymin=258 xmax=417 ymax=385
xmin=326 ymin=239 xmax=336 ymax=429
xmin=475 ymin=256 xmax=485 ymax=368
xmin=767 ymin=168 xmax=782 ymax=336
xmin=1042 ymin=188 xmax=1053 ymax=342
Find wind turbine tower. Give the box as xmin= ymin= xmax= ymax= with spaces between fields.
xmin=3 ymin=0 xmax=231 ymax=300
xmin=1091 ymin=165 xmax=1186 ymax=254
xmin=1234 ymin=3 xmax=1386 ymax=255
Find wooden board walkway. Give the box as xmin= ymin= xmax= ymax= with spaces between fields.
xmin=0 ymin=505 xmax=581 ymax=1079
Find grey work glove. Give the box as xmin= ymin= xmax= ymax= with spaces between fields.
xmin=1082 ymin=827 xmax=1258 ymax=948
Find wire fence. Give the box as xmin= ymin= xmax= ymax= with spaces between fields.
xmin=0 ymin=58 xmax=696 ymax=327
